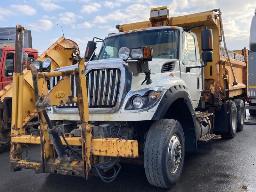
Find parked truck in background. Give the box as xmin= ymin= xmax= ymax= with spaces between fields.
xmin=0 ymin=27 xmax=37 ymax=89
xmin=0 ymin=27 xmax=38 ymax=150
xmin=11 ymin=8 xmax=248 ymax=189
xmin=247 ymin=9 xmax=256 ymax=116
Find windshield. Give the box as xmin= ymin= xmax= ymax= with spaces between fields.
xmin=98 ymin=28 xmax=179 ymax=60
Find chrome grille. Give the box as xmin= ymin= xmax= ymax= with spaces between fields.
xmin=50 ymin=68 xmax=121 ymax=109
xmin=87 ymin=68 xmax=121 ymax=108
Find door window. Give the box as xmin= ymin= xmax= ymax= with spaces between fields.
xmin=5 ymin=52 xmax=14 ymax=76
xmin=183 ymin=33 xmax=197 ymax=64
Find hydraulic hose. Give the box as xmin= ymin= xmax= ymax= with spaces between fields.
xmin=218 ymin=9 xmax=238 ymax=86
xmin=93 ymin=159 xmax=122 ymax=183
xmin=42 ymin=110 xmax=65 ymax=159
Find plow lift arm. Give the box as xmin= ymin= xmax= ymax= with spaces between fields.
xmin=10 ymin=25 xmax=138 ymax=179
xmin=30 ymin=48 xmax=92 ymax=177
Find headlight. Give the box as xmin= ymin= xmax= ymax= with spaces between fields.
xmin=125 ymin=90 xmax=162 ymax=110
xmin=118 ymin=47 xmax=130 ymax=60
xmin=42 ymin=58 xmax=52 ymax=69
xmin=132 ymin=95 xmax=144 ymax=109
xmin=31 ymin=58 xmax=51 ymax=72
xmin=130 ymin=48 xmax=143 ymax=59
xmin=31 ymin=61 xmax=41 ymax=70
xmin=130 ymin=47 xmax=152 ymax=61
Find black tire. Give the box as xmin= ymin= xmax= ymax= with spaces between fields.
xmin=0 ymin=144 xmax=3 ymax=153
xmin=0 ymin=143 xmax=8 ymax=153
xmin=221 ymin=101 xmax=238 ymax=139
xmin=0 ymin=100 xmax=11 ymax=152
xmin=249 ymin=109 xmax=256 ymax=116
xmin=144 ymin=119 xmax=185 ymax=188
xmin=234 ymin=99 xmax=245 ymax=132
xmin=0 ymin=132 xmax=9 ymax=153
xmin=215 ymin=100 xmax=238 ymax=139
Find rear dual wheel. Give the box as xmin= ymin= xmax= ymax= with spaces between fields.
xmin=249 ymin=109 xmax=256 ymax=116
xmin=215 ymin=99 xmax=244 ymax=139
xmin=234 ymin=99 xmax=245 ymax=132
xmin=222 ymin=100 xmax=238 ymax=139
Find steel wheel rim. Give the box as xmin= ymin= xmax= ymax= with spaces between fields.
xmin=167 ymin=135 xmax=182 ymax=174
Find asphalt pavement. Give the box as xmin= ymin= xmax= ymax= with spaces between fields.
xmin=0 ymin=124 xmax=255 ymax=192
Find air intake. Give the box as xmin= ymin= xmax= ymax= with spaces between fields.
xmin=161 ymin=62 xmax=175 ymax=72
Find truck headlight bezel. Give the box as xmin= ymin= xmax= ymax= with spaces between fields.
xmin=125 ymin=90 xmax=163 ymax=111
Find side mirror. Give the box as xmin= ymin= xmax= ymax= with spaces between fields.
xmin=201 ymin=28 xmax=213 ymax=63
xmin=84 ymin=41 xmax=97 ymax=61
xmin=201 ymin=28 xmax=213 ymax=51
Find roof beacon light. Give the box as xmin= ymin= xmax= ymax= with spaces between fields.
xmin=150 ymin=6 xmax=169 ymax=27
xmin=150 ymin=6 xmax=169 ymax=19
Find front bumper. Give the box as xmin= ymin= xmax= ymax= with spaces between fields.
xmin=11 ymin=135 xmax=139 ymax=176
xmin=48 ymin=107 xmax=158 ymax=121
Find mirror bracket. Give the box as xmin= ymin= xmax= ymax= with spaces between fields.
xmin=186 ymin=64 xmax=207 ymax=73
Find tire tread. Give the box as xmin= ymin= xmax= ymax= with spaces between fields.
xmin=144 ymin=119 xmax=184 ymax=188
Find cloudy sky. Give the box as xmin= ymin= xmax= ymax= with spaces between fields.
xmin=0 ymin=0 xmax=255 ymax=54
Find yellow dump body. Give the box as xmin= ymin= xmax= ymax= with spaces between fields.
xmin=118 ymin=9 xmax=247 ymax=101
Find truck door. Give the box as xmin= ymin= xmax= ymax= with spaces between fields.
xmin=180 ymin=32 xmax=202 ymax=108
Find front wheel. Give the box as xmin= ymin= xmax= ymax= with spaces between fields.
xmin=144 ymin=119 xmax=185 ymax=188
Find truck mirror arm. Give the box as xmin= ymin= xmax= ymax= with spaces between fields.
xmin=185 ymin=62 xmax=207 ymax=73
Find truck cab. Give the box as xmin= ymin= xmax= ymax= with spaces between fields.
xmin=0 ymin=46 xmax=38 ymax=90
xmin=49 ymin=26 xmax=211 ymax=125
xmin=97 ymin=26 xmax=203 ymax=108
